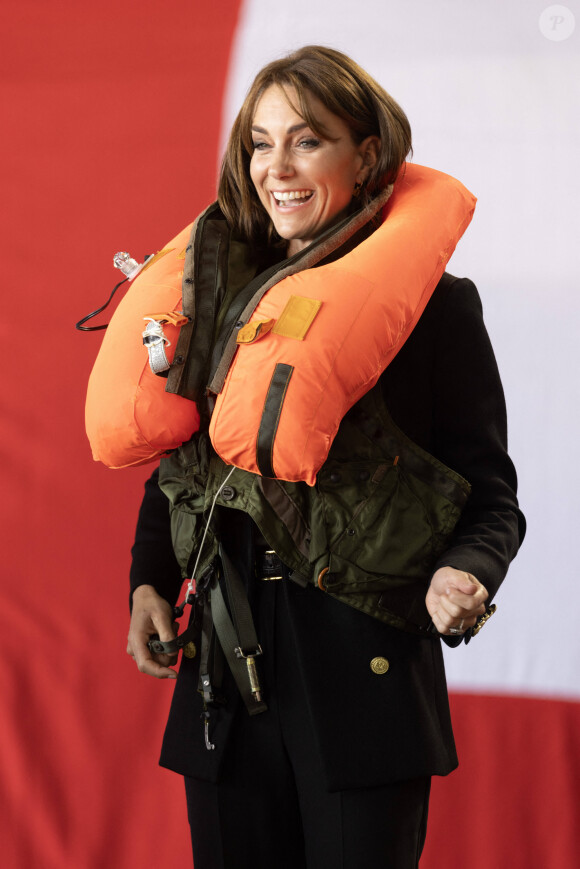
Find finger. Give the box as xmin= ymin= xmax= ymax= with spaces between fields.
xmin=446 ymin=615 xmax=477 ymax=634
xmin=429 ymin=594 xmax=482 ymax=631
xmin=445 ymin=571 xmax=481 ymax=595
xmin=445 ymin=581 xmax=488 ymax=607
xmin=440 ymin=593 xmax=487 ymax=621
xmin=129 ymin=628 xmax=178 ymax=679
xmin=133 ymin=647 xmax=178 ymax=679
xmin=429 ymin=568 xmax=486 ymax=604
xmin=432 ymin=610 xmax=478 ymax=635
xmin=430 ymin=610 xmax=463 ymax=635
xmin=151 ymin=615 xmax=178 ymax=645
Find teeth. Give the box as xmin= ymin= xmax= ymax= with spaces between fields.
xmin=272 ymin=190 xmax=312 ymax=202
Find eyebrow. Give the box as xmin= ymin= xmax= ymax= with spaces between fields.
xmin=251 ymin=122 xmax=310 ymax=135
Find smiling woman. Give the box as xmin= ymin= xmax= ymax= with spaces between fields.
xmin=249 ymin=86 xmax=379 ymax=254
xmin=125 ymin=44 xmax=525 ymax=869
xmin=219 ymin=44 xmax=411 ymax=245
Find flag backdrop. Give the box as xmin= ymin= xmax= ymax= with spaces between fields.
xmin=2 ymin=1 xmax=579 ymax=867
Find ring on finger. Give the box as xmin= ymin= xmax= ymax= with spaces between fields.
xmin=448 ymin=619 xmax=465 ymax=636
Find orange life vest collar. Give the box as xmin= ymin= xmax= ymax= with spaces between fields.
xmin=85 ymin=164 xmax=476 ymax=478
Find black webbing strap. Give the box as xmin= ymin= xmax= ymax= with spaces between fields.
xmin=256 ymin=363 xmax=294 ymax=478
xmin=148 ymin=622 xmax=197 ymax=656
xmin=199 ymin=593 xmax=225 ymax=707
xmin=209 ymin=545 xmax=267 ymax=715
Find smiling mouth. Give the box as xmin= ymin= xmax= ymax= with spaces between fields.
xmin=272 ymin=190 xmax=313 ymax=207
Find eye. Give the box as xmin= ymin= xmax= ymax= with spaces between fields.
xmin=297 ymin=137 xmax=320 ymax=149
xmin=252 ymin=141 xmax=270 ymax=151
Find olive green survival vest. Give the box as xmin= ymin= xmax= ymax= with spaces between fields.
xmin=159 ymin=383 xmax=470 ymax=635
xmin=158 ymin=200 xmax=471 ymax=636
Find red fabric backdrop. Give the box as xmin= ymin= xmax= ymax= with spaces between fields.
xmin=2 ymin=2 xmax=579 ymax=867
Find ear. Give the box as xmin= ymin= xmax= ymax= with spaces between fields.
xmin=356 ymin=136 xmax=380 ymax=182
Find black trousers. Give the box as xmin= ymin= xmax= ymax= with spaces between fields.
xmin=183 ymin=576 xmax=430 ymax=869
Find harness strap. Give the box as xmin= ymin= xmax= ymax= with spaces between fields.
xmin=148 ymin=621 xmax=197 ymax=655
xmin=209 ymin=545 xmax=268 ymax=716
xmin=199 ymin=592 xmax=222 ymax=706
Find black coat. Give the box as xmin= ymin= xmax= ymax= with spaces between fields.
xmin=130 ymin=273 xmax=525 ymax=789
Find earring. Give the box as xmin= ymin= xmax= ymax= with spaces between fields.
xmin=353 ymin=181 xmax=363 ymax=198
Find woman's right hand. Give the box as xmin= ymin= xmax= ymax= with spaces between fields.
xmin=126 ymin=584 xmax=178 ymax=679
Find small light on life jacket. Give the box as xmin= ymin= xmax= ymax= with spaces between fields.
xmin=113 ymin=251 xmax=146 ymax=281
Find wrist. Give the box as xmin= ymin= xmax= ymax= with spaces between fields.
xmin=130 ymin=584 xmax=164 ymax=613
xmin=132 ymin=583 xmax=164 ymax=601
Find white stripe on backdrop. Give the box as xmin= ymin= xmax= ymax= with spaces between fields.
xmin=221 ymin=0 xmax=580 ymax=699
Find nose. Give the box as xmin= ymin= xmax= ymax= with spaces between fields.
xmin=267 ymin=147 xmax=295 ymax=180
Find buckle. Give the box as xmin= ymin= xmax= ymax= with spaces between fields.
xmin=257 ymin=549 xmax=285 ymax=581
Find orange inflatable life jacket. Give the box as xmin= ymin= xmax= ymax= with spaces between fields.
xmin=85 ymin=223 xmax=200 ymax=469
xmin=85 ymin=164 xmax=475 ymax=478
xmin=209 ymin=163 xmax=476 ymax=484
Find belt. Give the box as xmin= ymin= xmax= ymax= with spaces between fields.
xmin=256 ymin=549 xmax=287 ymax=581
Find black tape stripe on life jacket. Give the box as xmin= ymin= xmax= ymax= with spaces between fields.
xmin=256 ymin=364 xmax=294 ymax=478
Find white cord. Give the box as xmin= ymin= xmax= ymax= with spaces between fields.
xmin=186 ymin=464 xmax=237 ymax=597
xmin=142 ymin=317 xmax=171 ymax=347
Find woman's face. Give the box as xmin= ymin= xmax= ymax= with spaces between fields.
xmin=250 ymin=85 xmax=378 ymax=256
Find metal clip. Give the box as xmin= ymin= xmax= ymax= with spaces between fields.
xmin=200 ymin=672 xmax=214 ymax=705
xmin=235 ymin=645 xmax=263 ymax=702
xmin=201 ymin=710 xmax=215 ymax=751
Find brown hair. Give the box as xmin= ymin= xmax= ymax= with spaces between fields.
xmin=217 ymin=45 xmax=412 ymax=245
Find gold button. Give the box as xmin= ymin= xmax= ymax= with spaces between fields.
xmin=183 ymin=642 xmax=197 ymax=659
xmin=370 ymin=657 xmax=389 ymax=675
